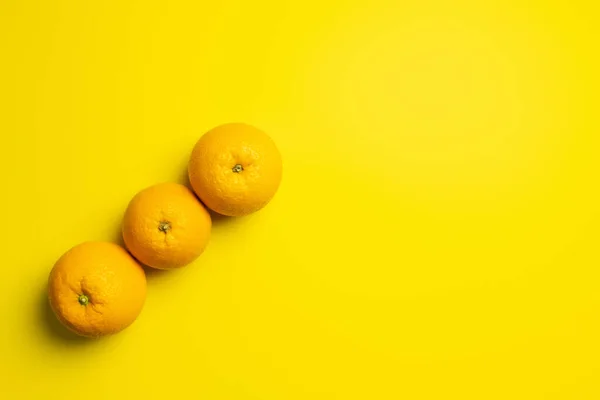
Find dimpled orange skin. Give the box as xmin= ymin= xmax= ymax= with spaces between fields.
xmin=47 ymin=242 xmax=147 ymax=338
xmin=188 ymin=123 xmax=283 ymax=217
xmin=122 ymin=182 xmax=212 ymax=269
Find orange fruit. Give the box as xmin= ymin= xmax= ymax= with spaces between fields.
xmin=122 ymin=182 xmax=212 ymax=269
xmin=188 ymin=123 xmax=283 ymax=217
xmin=48 ymin=241 xmax=147 ymax=338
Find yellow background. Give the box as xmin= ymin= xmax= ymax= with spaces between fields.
xmin=1 ymin=0 xmax=599 ymax=398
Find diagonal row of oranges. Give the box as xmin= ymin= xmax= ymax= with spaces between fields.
xmin=47 ymin=123 xmax=282 ymax=337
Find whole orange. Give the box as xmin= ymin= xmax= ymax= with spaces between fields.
xmin=122 ymin=182 xmax=212 ymax=269
xmin=188 ymin=123 xmax=283 ymax=217
xmin=48 ymin=241 xmax=147 ymax=338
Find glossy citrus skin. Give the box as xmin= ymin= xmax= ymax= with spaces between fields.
xmin=122 ymin=182 xmax=212 ymax=269
xmin=48 ymin=242 xmax=147 ymax=338
xmin=188 ymin=123 xmax=283 ymax=217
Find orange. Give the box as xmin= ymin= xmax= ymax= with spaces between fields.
xmin=188 ymin=123 xmax=283 ymax=217
xmin=122 ymin=182 xmax=212 ymax=269
xmin=47 ymin=241 xmax=147 ymax=338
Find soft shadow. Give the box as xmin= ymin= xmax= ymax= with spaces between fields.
xmin=112 ymin=216 xmax=125 ymax=247
xmin=178 ymin=165 xmax=191 ymax=188
xmin=207 ymin=208 xmax=237 ymax=226
xmin=40 ymin=290 xmax=97 ymax=345
xmin=143 ymin=265 xmax=176 ymax=282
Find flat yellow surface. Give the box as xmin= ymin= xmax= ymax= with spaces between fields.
xmin=1 ymin=1 xmax=599 ymax=398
